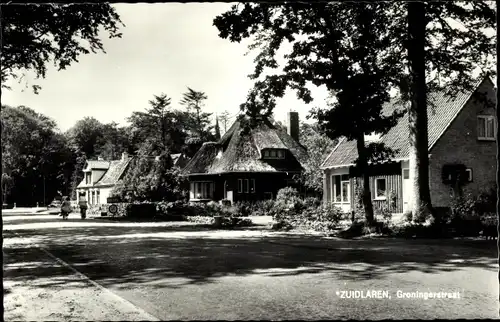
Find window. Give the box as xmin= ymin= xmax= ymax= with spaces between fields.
xmin=238 ymin=179 xmax=255 ymax=194
xmin=96 ymin=190 xmax=100 ymax=205
xmin=478 ymin=115 xmax=495 ymax=140
xmin=331 ymin=174 xmax=350 ymax=203
xmin=190 ymin=182 xmax=214 ymax=200
xmin=262 ymin=149 xmax=285 ymax=159
xmin=403 ymin=169 xmax=409 ymax=180
xmin=374 ymin=178 xmax=387 ymax=200
xmin=91 ymin=191 xmax=95 ymax=205
xmin=465 ymin=168 xmax=473 ymax=182
xmin=85 ymin=172 xmax=92 ymax=185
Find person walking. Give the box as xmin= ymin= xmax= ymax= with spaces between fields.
xmin=60 ymin=196 xmax=72 ymax=220
xmin=79 ymin=199 xmax=88 ymax=219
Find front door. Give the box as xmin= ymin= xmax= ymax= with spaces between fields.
xmin=402 ymin=168 xmax=411 ymax=213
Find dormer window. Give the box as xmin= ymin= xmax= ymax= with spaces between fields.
xmin=263 ymin=149 xmax=285 ymax=159
xmin=85 ymin=172 xmax=92 ymax=185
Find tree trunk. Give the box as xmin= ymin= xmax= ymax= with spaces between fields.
xmin=356 ymin=135 xmax=375 ymax=225
xmin=407 ymin=1 xmax=434 ymax=222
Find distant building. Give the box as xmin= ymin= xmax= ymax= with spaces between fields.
xmin=76 ymin=152 xmax=190 ymax=205
xmin=76 ymin=153 xmax=132 ymax=205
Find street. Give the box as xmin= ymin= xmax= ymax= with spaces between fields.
xmin=3 ymin=211 xmax=499 ymax=320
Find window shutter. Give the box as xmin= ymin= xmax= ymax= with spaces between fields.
xmin=487 ymin=118 xmax=495 ymax=138
xmin=478 ymin=117 xmax=486 ymax=138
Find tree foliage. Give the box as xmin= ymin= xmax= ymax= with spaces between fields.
xmin=214 ymin=2 xmax=405 ymax=223
xmin=1 ymin=3 xmax=124 ymax=93
xmin=1 ymin=105 xmax=74 ymax=205
xmin=295 ymin=122 xmax=337 ymax=194
xmin=214 ymin=115 xmax=221 ymax=141
xmin=218 ymin=110 xmax=231 ymax=133
xmin=110 ymin=152 xmax=188 ymax=203
xmin=214 ymin=1 xmax=496 ymax=222
xmin=179 ymin=87 xmax=215 ymax=144
xmin=66 ymin=117 xmax=106 ymax=157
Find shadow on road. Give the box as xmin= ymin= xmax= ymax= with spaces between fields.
xmin=4 ymin=214 xmax=498 ymax=290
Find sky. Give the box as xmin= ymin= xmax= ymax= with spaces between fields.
xmin=2 ymin=3 xmax=328 ymax=133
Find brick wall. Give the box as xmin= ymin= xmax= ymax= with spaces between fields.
xmin=429 ymin=79 xmax=497 ymax=207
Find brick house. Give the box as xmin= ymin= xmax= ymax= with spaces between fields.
xmin=182 ymin=112 xmax=308 ymax=203
xmin=321 ymin=77 xmax=496 ymax=214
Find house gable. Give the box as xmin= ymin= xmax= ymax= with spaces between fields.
xmin=428 ymin=78 xmax=496 ymax=207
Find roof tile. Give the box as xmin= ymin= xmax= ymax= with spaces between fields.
xmin=322 ymin=78 xmax=487 ymax=168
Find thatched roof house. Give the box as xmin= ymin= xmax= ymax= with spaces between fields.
xmin=182 ymin=112 xmax=309 ymax=203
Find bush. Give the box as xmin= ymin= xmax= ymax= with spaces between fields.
xmin=276 ymin=186 xmax=301 ymax=203
xmin=271 ymin=189 xmax=343 ymax=232
xmin=232 ymin=201 xmax=253 ymax=217
xmin=403 ymin=211 xmax=413 ymax=223
xmin=248 ymin=199 xmax=275 ymax=216
xmin=375 ymin=204 xmax=392 ymax=224
xmin=156 ymin=201 xmax=189 ymax=221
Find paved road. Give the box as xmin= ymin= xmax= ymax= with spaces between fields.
xmin=4 ymin=212 xmax=499 ymax=320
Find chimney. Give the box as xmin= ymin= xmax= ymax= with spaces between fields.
xmin=121 ymin=152 xmax=129 ymax=161
xmin=286 ymin=111 xmax=299 ymax=142
xmin=97 ymin=156 xmax=103 ymax=161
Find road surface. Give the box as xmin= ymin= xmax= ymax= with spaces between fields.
xmin=4 ymin=212 xmax=498 ymax=320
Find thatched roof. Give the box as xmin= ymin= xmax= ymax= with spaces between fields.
xmin=182 ymin=116 xmax=308 ymax=175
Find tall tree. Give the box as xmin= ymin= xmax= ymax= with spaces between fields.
xmin=128 ymin=94 xmax=189 ymax=156
xmin=128 ymin=94 xmax=172 ymax=154
xmin=218 ymin=110 xmax=231 ymax=133
xmin=179 ymin=87 xmax=214 ymax=140
xmin=215 ymin=1 xmax=496 ymax=222
xmin=214 ymin=2 xmax=404 ymax=224
xmin=214 ymin=115 xmax=221 ymax=141
xmin=96 ymin=122 xmax=131 ymax=160
xmin=401 ymin=1 xmax=496 ymax=221
xmin=66 ymin=117 xmax=105 ymax=158
xmin=1 ymin=3 xmax=124 ymax=93
xmin=1 ymin=105 xmax=74 ymax=205
xmin=407 ymin=2 xmax=430 ymax=220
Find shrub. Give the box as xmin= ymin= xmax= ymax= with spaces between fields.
xmin=272 ymin=194 xmax=343 ymax=233
xmin=249 ymin=199 xmax=275 ymax=216
xmin=156 ymin=201 xmax=189 ymax=221
xmin=276 ymin=186 xmax=301 ymax=203
xmin=303 ymin=196 xmax=321 ymax=209
xmin=232 ymin=201 xmax=253 ymax=217
xmin=480 ymin=213 xmax=498 ymax=227
xmin=375 ymin=204 xmax=392 ymax=224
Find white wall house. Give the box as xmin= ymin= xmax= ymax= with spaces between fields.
xmin=76 ymin=153 xmax=132 ymax=205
